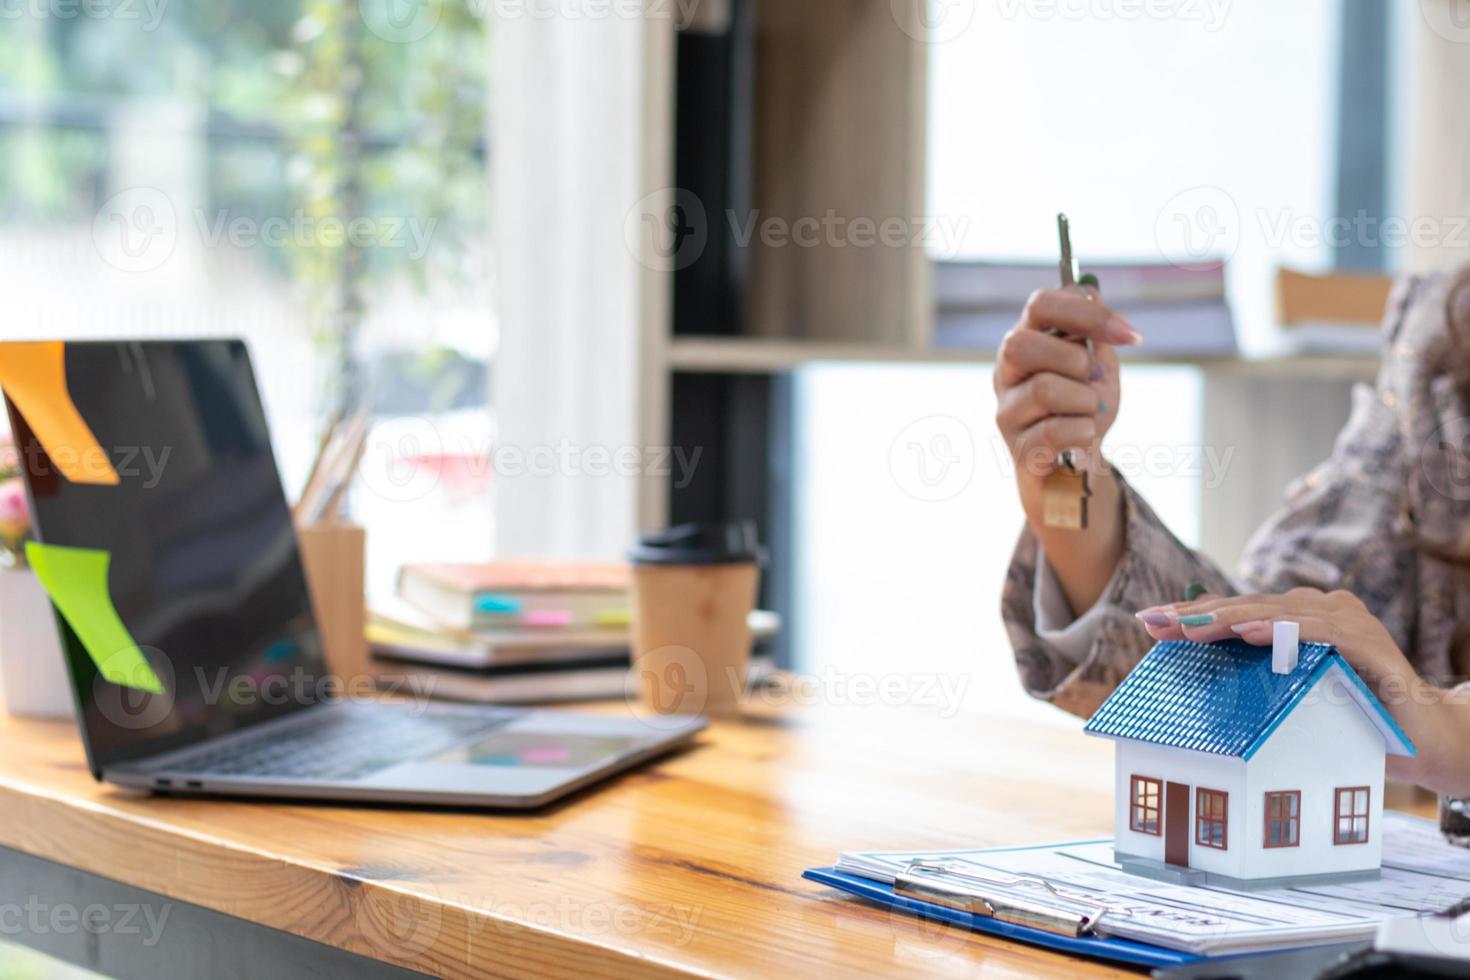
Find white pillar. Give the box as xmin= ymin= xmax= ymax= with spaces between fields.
xmin=489 ymin=12 xmax=673 ymax=558
xmin=1409 ymin=2 xmax=1470 ymax=273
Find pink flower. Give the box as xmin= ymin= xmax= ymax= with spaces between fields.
xmin=0 ymin=479 xmax=28 ymax=547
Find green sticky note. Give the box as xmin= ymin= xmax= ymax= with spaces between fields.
xmin=25 ymin=542 xmax=164 ymax=694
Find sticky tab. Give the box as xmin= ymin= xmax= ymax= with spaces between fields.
xmin=25 ymin=542 xmax=163 ymax=693
xmin=474 ymin=593 xmax=523 ymax=614
xmin=0 ymin=342 xmax=120 ymax=485
xmin=523 ymin=609 xmax=574 ymax=627
xmin=593 ymin=608 xmax=631 ymax=627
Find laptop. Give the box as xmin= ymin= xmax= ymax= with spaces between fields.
xmin=2 ymin=339 xmax=704 ymax=808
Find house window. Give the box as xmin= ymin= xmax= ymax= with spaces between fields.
xmin=1334 ymin=787 xmax=1371 ymax=845
xmin=1196 ymin=788 xmax=1229 ymax=849
xmin=1129 ymin=776 xmax=1162 ymax=835
xmin=1264 ymin=791 xmax=1301 ymax=848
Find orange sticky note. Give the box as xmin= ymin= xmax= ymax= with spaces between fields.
xmin=0 ymin=342 xmax=119 ymax=485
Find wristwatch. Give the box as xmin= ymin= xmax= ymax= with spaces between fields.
xmin=1441 ymin=796 xmax=1470 ymax=846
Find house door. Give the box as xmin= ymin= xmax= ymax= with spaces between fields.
xmin=1164 ymin=781 xmax=1190 ymax=867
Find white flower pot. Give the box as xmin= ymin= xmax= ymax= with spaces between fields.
xmin=0 ymin=567 xmax=75 ymax=718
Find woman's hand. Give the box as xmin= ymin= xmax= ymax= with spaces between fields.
xmin=1135 ymin=588 xmax=1468 ymax=795
xmin=994 ymin=287 xmax=1136 ymax=489
xmin=994 ymin=287 xmax=1140 ymax=615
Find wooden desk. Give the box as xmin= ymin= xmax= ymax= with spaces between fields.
xmin=0 ymin=697 xmax=1438 ymax=979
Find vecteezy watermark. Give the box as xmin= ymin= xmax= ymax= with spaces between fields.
xmin=0 ymin=0 xmax=169 ymax=30
xmin=359 ymin=0 xmax=711 ymax=43
xmin=994 ymin=0 xmax=1230 ymax=30
xmin=624 ymin=654 xmax=972 ymax=724
xmin=624 ymin=189 xmax=969 ymax=273
xmin=358 ymin=418 xmax=703 ymax=505
xmin=196 ymin=210 xmax=437 ymax=260
xmin=890 ymin=0 xmax=977 ymax=44
xmin=94 ymin=654 xmax=443 ymax=731
xmin=16 ymin=441 xmax=171 ymax=489
xmin=992 ymin=436 xmax=1237 ymax=489
xmin=1419 ymin=415 xmax=1470 ymax=502
xmin=93 ymin=187 xmax=178 ymax=274
xmin=1419 ymin=0 xmax=1470 ymax=44
xmin=92 ymin=187 xmax=438 ymax=273
xmin=1155 ymin=184 xmax=1470 ymax=268
xmin=1257 ymin=208 xmax=1470 ymax=253
xmin=728 ymin=211 xmax=968 ymax=256
xmin=471 ymin=896 xmax=703 ymax=946
xmin=746 ymin=667 xmax=971 ymax=716
xmin=0 ymin=899 xmax=171 ymax=946
xmin=1154 ymin=185 xmax=1241 ymax=268
xmin=889 ymin=415 xmax=976 ymax=503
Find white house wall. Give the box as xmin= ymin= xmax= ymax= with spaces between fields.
xmin=1112 ymin=740 xmax=1247 ymax=879
xmin=1241 ymin=665 xmax=1387 ymax=879
xmin=1110 ymin=665 xmax=1390 ymax=881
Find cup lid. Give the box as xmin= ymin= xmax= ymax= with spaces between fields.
xmin=628 ymin=521 xmax=765 ymax=566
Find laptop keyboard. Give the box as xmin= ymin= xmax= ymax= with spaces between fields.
xmin=162 ymin=706 xmax=517 ymax=783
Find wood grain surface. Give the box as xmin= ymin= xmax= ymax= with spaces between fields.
xmin=0 ymin=691 xmax=1437 ymax=978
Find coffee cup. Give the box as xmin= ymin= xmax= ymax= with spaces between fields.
xmin=627 ymin=521 xmax=763 ymax=717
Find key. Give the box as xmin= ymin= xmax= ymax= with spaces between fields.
xmin=1042 ymin=451 xmax=1091 ymax=531
xmin=1041 ymin=214 xmax=1095 ymax=531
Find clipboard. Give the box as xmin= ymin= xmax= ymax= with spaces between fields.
xmin=802 ymin=865 xmax=1200 ymax=969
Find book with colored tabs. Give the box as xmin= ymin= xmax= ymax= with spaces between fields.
xmin=804 ymin=812 xmax=1470 ymax=968
xmin=396 ymin=560 xmax=631 ymax=630
xmin=370 ymin=591 xmax=780 ymax=670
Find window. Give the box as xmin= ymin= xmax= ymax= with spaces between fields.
xmin=1335 ymin=787 xmax=1371 ymax=845
xmin=5 ymin=7 xmax=494 ymax=598
xmin=1196 ymin=788 xmax=1229 ymax=849
xmin=1264 ymin=791 xmax=1301 ymax=848
xmin=925 ymin=2 xmax=1408 ymax=348
xmin=1130 ymin=776 xmax=1163 ymax=835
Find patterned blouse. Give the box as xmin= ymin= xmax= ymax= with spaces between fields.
xmin=1002 ymin=268 xmax=1470 ymax=718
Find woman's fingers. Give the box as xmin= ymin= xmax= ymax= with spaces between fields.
xmin=997 ymin=372 xmax=1106 ymax=435
xmin=1020 ymin=289 xmax=1142 ymax=347
xmin=1011 ymin=415 xmax=1098 ymax=476
xmin=1134 ymin=591 xmax=1351 ymax=648
xmin=995 ymin=329 xmax=1096 ymax=390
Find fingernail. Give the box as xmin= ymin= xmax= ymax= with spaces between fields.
xmin=1178 ymin=613 xmax=1215 ymax=627
xmin=1136 ymin=610 xmax=1172 ymax=627
xmin=1078 ymin=272 xmax=1100 ymax=291
xmin=1231 ymin=620 xmax=1267 ymax=635
xmin=1089 ymin=361 xmax=1105 ymax=382
xmin=1107 ymin=314 xmax=1142 ymax=346
xmin=1098 ymin=399 xmax=1110 ymax=415
xmin=1185 ymin=582 xmax=1207 ymax=601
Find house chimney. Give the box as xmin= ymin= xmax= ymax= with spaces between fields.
xmin=1272 ymin=621 xmax=1300 ymax=674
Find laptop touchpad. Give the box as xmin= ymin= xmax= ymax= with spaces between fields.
xmin=429 ymin=731 xmax=645 ymax=769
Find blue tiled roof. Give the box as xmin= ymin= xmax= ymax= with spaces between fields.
xmin=1083 ymin=639 xmax=1414 ymax=759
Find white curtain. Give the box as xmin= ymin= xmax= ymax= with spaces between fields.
xmin=490 ymin=13 xmax=672 ymax=558
xmin=1410 ymin=2 xmax=1470 ymax=273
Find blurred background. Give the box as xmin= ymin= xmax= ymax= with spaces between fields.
xmin=4 ymin=6 xmax=1469 ymax=930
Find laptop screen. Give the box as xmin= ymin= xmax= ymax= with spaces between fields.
xmin=3 ymin=340 xmax=328 ymax=774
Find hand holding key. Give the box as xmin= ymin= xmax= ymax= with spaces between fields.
xmin=993 ymin=224 xmax=1139 ymax=499
xmin=993 ymin=216 xmax=1141 ymax=611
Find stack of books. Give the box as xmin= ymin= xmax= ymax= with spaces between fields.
xmin=932 ymin=259 xmax=1237 ymax=357
xmin=368 ymin=560 xmax=777 ymax=703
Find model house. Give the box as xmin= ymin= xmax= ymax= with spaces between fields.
xmin=1084 ymin=632 xmax=1415 ymax=887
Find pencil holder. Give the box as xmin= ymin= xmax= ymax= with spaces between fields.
xmin=296 ymin=521 xmax=370 ymax=687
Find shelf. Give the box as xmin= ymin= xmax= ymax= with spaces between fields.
xmin=666 ymin=336 xmax=1381 ymax=381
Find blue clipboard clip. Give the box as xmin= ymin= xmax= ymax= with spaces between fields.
xmin=893 ymin=862 xmax=1132 ymax=939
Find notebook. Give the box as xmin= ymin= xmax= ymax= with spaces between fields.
xmin=805 ymin=812 xmax=1470 ymax=967
xmin=396 ymin=560 xmax=631 ymax=630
